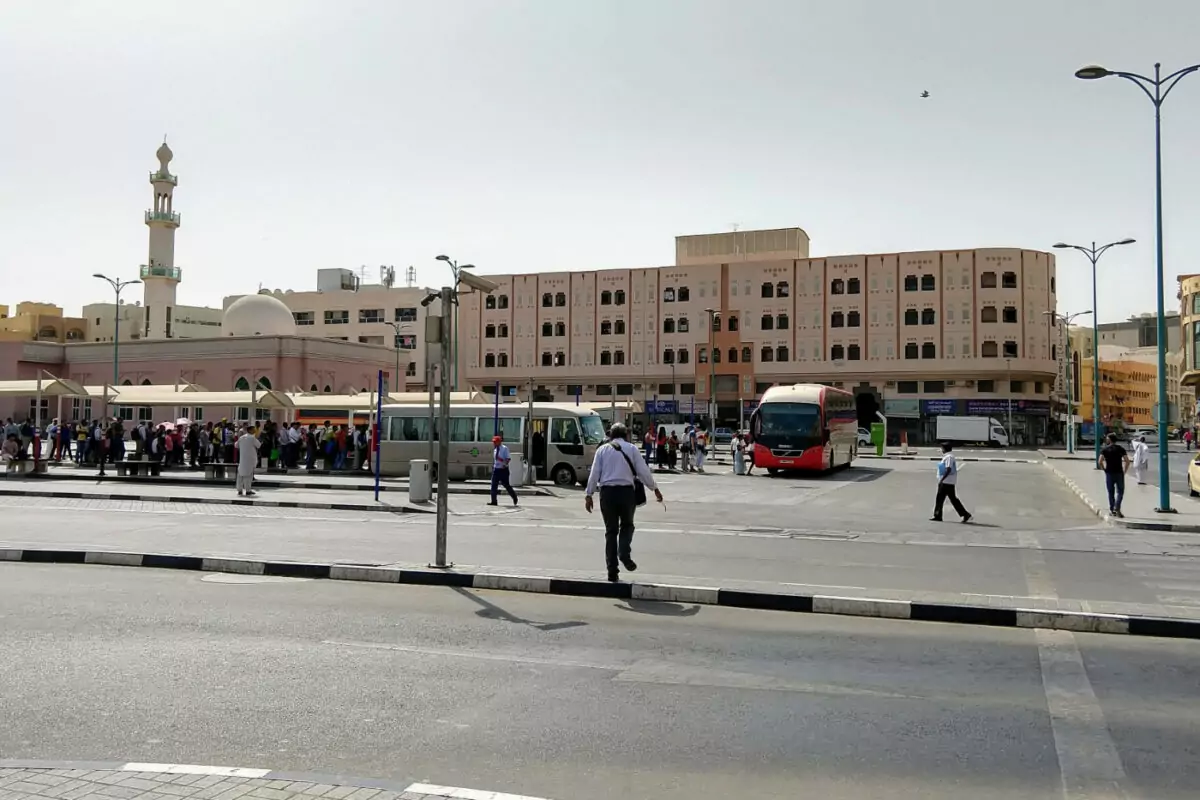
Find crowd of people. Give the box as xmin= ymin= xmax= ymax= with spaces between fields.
xmin=1 ymin=415 xmax=377 ymax=473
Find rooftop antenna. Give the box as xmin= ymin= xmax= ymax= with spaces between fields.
xmin=381 ymin=265 xmax=396 ymax=288
xmin=405 ymin=266 xmax=416 ymax=287
xmin=731 ymin=222 xmax=741 ymax=255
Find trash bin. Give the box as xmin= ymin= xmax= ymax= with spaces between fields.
xmin=509 ymin=453 xmax=526 ymax=486
xmin=408 ymin=459 xmax=432 ymax=503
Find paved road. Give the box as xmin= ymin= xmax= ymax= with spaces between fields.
xmin=7 ymin=461 xmax=1200 ymax=615
xmin=3 ymin=563 xmax=1198 ymax=799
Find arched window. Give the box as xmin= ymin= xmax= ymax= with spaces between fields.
xmin=323 ymin=385 xmax=332 ymax=393
xmin=921 ymin=275 xmax=935 ymax=291
xmin=831 ymin=279 xmax=845 ymax=295
xmin=776 ymin=313 xmax=789 ymax=330
xmin=742 ymin=345 xmax=752 ymax=363
xmin=728 ymin=347 xmax=739 ymax=363
xmin=848 ymin=344 xmax=861 ymax=360
xmin=614 ymin=319 xmax=626 ymax=335
xmin=905 ymin=343 xmax=919 ymax=359
xmin=847 ymin=278 xmax=861 ymax=294
xmin=711 ymin=313 xmax=721 ymax=332
xmin=830 ymin=345 xmax=844 ymax=360
xmin=485 ymin=296 xmax=497 ymax=310
xmin=981 ymin=306 xmax=998 ymax=323
xmin=600 ymin=351 xmax=612 ymax=366
xmin=728 ymin=315 xmax=739 ymax=332
xmin=309 ymin=384 xmax=318 ymax=392
xmin=256 ymin=377 xmax=271 ymax=389
xmin=922 ymin=309 xmax=936 ymax=325
xmin=678 ymin=317 xmax=690 ymax=333
xmin=234 ymin=377 xmax=250 ymax=391
xmin=1002 ymin=272 xmax=1017 ymax=288
xmin=904 ymin=275 xmax=918 ymax=291
xmin=904 ymin=309 xmax=918 ymax=326
xmin=663 ymin=318 xmax=676 ymax=334
xmin=697 ymin=347 xmax=708 ymax=364
xmin=555 ymin=292 xmax=567 ymax=306
xmin=776 ymin=346 xmax=789 ymax=361
xmin=542 ymin=293 xmax=553 ymax=307
xmin=663 ymin=349 xmax=675 ymax=364
xmin=141 ymin=378 xmax=152 ymax=386
xmin=761 ymin=282 xmax=774 ymax=298
xmin=485 ymin=324 xmax=496 ymax=338
xmin=761 ymin=314 xmax=774 ymax=330
xmin=542 ymin=352 xmax=553 ymax=366
xmin=678 ymin=287 xmax=691 ymax=302
xmin=554 ymin=352 xmax=565 ymax=366
xmin=614 ymin=350 xmax=625 ymax=365
xmin=777 ymin=281 xmax=790 ymax=297
xmin=555 ymin=321 xmax=566 ymax=337
xmin=497 ymin=353 xmax=508 ymax=367
xmin=678 ymin=348 xmax=690 ymax=364
xmin=980 ymin=272 xmax=997 ymax=289
xmin=485 ymin=354 xmax=496 ymax=368
xmin=831 ymin=312 xmax=845 ymax=328
xmin=663 ymin=287 xmax=676 ymax=302
xmin=847 ymin=311 xmax=861 ymax=327
xmin=600 ymin=291 xmax=612 ymax=306
xmin=614 ymin=290 xmax=626 ymax=305
xmin=712 ymin=348 xmax=721 ymax=364
xmin=600 ymin=321 xmax=612 ymax=335
xmin=498 ymin=295 xmax=509 ymax=309
xmin=922 ymin=342 xmax=936 ymax=359
xmin=542 ymin=322 xmax=553 ymax=337
xmin=498 ymin=323 xmax=508 ymax=337
xmin=761 ymin=346 xmax=774 ymax=362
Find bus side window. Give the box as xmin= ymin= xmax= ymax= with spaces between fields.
xmin=550 ymin=418 xmax=580 ymax=444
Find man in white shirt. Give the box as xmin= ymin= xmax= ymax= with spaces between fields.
xmin=235 ymin=424 xmax=261 ymax=496
xmin=585 ymin=423 xmax=663 ymax=581
xmin=931 ymin=442 xmax=971 ymax=523
xmin=488 ymin=434 xmax=518 ymax=506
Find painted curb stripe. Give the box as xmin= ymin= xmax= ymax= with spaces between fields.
xmin=7 ymin=546 xmax=1200 ymax=640
xmin=1042 ymin=461 xmax=1200 ymax=534
xmin=0 ymin=487 xmax=428 ymax=514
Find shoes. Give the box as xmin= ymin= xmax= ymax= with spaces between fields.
xmin=620 ymin=556 xmax=637 ymax=572
xmin=607 ymin=570 xmax=620 ymax=583
xmin=929 ymin=516 xmax=942 ymax=522
xmin=961 ymin=513 xmax=972 ymax=524
xmin=487 ymin=501 xmax=499 ymax=506
xmin=237 ymin=491 xmax=244 ymax=496
xmin=1114 ymin=510 xmax=1125 ymax=518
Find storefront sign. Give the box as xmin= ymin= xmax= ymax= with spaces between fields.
xmin=965 ymin=399 xmax=1051 ymax=416
xmin=646 ymin=399 xmax=678 ymax=415
xmin=883 ymin=399 xmax=921 ymax=418
xmin=743 ymin=399 xmax=760 ymax=413
xmin=921 ymin=399 xmax=956 ymax=415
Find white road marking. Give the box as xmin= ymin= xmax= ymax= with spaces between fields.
xmin=120 ymin=763 xmax=271 ymax=778
xmin=324 ymin=639 xmax=620 ymax=671
xmin=404 ymin=783 xmax=553 ymax=800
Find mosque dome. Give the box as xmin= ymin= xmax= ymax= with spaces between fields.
xmin=223 ymin=293 xmax=297 ymax=337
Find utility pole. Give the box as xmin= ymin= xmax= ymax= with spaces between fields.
xmin=434 ymin=286 xmax=453 ymax=568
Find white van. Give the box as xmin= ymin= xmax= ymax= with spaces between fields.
xmin=1128 ymin=426 xmax=1158 ymax=444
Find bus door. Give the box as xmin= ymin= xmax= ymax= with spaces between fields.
xmin=529 ymin=418 xmax=548 ymax=480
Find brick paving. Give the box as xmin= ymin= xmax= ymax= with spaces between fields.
xmin=0 ymin=768 xmax=552 ymax=800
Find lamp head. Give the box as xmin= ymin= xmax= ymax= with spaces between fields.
xmin=92 ymin=273 xmax=107 ymax=279
xmin=1075 ymin=65 xmax=1111 ymax=80
xmin=436 ymin=255 xmax=451 ymax=262
xmin=1116 ymin=238 xmax=1136 ymax=246
xmin=1052 ymin=242 xmax=1072 ymax=249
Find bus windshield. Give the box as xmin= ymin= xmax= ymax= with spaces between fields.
xmin=757 ymin=402 xmax=822 ymax=447
xmin=580 ymin=415 xmax=606 ymax=445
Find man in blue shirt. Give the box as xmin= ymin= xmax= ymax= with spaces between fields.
xmin=585 ymin=423 xmax=663 ymax=582
xmin=489 ymin=434 xmax=519 ymax=507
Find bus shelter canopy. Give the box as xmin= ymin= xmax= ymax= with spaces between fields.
xmin=101 ymin=389 xmax=295 ymax=408
xmin=0 ymin=378 xmax=87 ymax=397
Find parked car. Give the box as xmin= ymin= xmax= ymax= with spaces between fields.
xmin=712 ymin=427 xmax=734 ymax=445
xmin=857 ymin=427 xmax=872 ymax=447
xmin=1188 ymin=455 xmax=1200 ymax=496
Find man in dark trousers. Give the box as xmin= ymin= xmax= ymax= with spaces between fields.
xmin=584 ymin=423 xmax=663 ymax=582
xmin=930 ymin=442 xmax=972 ymax=523
xmin=1097 ymin=433 xmax=1131 ymax=518
xmin=488 ymin=434 xmax=518 ymax=507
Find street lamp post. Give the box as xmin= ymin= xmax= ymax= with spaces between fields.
xmin=705 ymin=308 xmax=716 ymax=427
xmin=1075 ymin=61 xmax=1198 ymax=511
xmin=92 ymin=274 xmax=140 ymax=419
xmin=1005 ymin=357 xmax=1013 ymax=443
xmin=436 ymin=255 xmax=476 ymax=393
xmin=1053 ymin=239 xmax=1136 ymax=465
xmin=1046 ymin=310 xmax=1092 ymax=454
xmin=384 ymin=321 xmax=414 ymax=393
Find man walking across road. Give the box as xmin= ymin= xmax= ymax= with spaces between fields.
xmin=488 ymin=434 xmax=518 ymax=507
xmin=584 ymin=423 xmax=663 ymax=582
xmin=1098 ymin=433 xmax=1131 ymax=518
xmin=930 ymin=442 xmax=971 ymax=523
xmin=1131 ymin=434 xmax=1150 ymax=485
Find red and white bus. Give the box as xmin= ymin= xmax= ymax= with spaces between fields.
xmin=748 ymin=384 xmax=858 ymax=473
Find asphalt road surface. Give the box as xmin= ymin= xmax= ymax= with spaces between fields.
xmin=3 ymin=563 xmax=1198 ymax=800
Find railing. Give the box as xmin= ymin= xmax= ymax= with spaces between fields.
xmin=144 ymin=210 xmax=181 ymax=224
xmin=140 ymin=264 xmax=182 ymax=280
xmin=148 ymin=170 xmax=177 ymax=184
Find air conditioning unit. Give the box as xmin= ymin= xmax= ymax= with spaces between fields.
xmin=946 ymin=380 xmax=957 ymax=387
xmin=885 ymin=381 xmax=896 ymax=388
xmin=964 ymin=380 xmax=975 ymax=387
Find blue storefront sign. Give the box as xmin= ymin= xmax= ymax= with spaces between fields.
xmin=647 ymin=399 xmax=678 ymax=415
xmin=965 ymin=399 xmax=1050 ymax=417
xmin=743 ymin=399 xmax=760 ymax=413
xmin=921 ymin=399 xmax=956 ymax=416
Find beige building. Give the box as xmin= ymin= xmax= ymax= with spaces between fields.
xmin=224 ymin=268 xmax=439 ymax=391
xmin=84 ymin=301 xmax=223 ymax=343
xmin=459 ymin=228 xmax=1060 ymax=445
xmin=0 ymin=302 xmax=88 ymax=343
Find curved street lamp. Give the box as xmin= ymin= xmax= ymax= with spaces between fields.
xmin=1075 ymin=61 xmax=1200 ymax=512
xmin=1046 ymin=309 xmax=1093 ymax=454
xmin=1052 ymin=238 xmax=1136 ymax=464
xmin=92 ymin=273 xmax=141 ymax=385
xmin=436 ymin=255 xmax=476 ymax=392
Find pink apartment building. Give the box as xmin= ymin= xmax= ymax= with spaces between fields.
xmin=460 ymin=228 xmax=1060 ymax=445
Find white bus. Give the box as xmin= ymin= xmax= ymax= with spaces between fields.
xmin=378 ymin=402 xmax=607 ymax=486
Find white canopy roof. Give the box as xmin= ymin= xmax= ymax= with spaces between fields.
xmin=103 ymin=389 xmax=295 ymax=408
xmin=0 ymin=377 xmax=88 ymax=397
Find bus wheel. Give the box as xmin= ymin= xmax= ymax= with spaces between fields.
xmin=552 ymin=464 xmax=577 ymax=486
xmin=767 ymin=468 xmax=780 ymax=476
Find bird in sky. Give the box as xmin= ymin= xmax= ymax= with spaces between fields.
xmin=920 ymin=90 xmax=930 ymax=98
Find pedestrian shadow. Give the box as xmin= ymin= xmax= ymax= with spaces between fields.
xmin=615 ymin=599 xmax=702 ymax=617
xmin=965 ymin=521 xmax=1002 ymax=528
xmin=450 ymin=586 xmax=588 ymax=631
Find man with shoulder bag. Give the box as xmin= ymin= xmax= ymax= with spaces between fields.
xmin=584 ymin=423 xmax=663 ymax=582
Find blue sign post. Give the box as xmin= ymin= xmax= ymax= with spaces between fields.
xmin=493 ymin=380 xmax=500 ymax=437
xmin=373 ymin=369 xmax=383 ymax=502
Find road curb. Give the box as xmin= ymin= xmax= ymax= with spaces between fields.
xmin=1042 ymin=461 xmax=1200 ymax=533
xmin=0 ymin=486 xmax=431 ymax=514
xmin=5 ymin=546 xmax=1198 ymax=640
xmin=857 ymin=454 xmax=1042 ymax=463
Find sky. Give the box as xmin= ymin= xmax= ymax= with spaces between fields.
xmin=2 ymin=0 xmax=1198 ymax=324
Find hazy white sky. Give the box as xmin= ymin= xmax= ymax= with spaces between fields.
xmin=2 ymin=0 xmax=1197 ymax=324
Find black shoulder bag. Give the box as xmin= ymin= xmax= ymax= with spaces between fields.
xmin=611 ymin=442 xmax=648 ymax=507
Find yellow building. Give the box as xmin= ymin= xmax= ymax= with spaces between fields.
xmin=0 ymin=302 xmax=87 ymax=343
xmin=1078 ymin=357 xmax=1156 ymax=427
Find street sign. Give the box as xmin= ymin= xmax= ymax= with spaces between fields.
xmin=647 ymin=399 xmax=678 ymax=414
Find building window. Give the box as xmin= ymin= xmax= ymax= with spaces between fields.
xmin=742 ymin=345 xmax=752 ymax=362
xmin=898 ymin=381 xmax=919 ymax=394
xmin=614 ymin=319 xmax=625 ymax=334
xmin=498 ymin=323 xmax=508 ymax=337
xmin=485 ymin=296 xmax=497 ymax=310
xmin=600 ymin=320 xmax=612 ymax=335
xmin=981 ymin=272 xmax=997 ymax=289
xmin=601 ymin=291 xmax=612 ymax=306
xmin=776 ymin=313 xmax=789 ymax=330
xmin=554 ymin=321 xmax=566 ymax=336
xmin=922 ymin=308 xmax=936 ymax=325
xmin=663 ymin=318 xmax=675 ymax=334
xmin=542 ymin=322 xmax=553 ymax=337
xmin=498 ymin=353 xmax=508 ymax=367
xmin=776 ymin=345 xmax=789 ymax=361
xmin=1002 ymin=306 xmax=1018 ymax=323
xmin=904 ymin=309 xmax=918 ymax=326
xmin=904 ymin=275 xmax=918 ymax=291
xmin=324 ymin=310 xmax=349 ymax=325
xmin=831 ymin=279 xmax=845 ymax=295
xmin=712 ymin=348 xmax=721 ymax=364
xmin=848 ymin=344 xmax=861 ymax=360
xmin=541 ymin=352 xmax=552 ymax=366
xmin=905 ymin=343 xmax=919 ymax=359
xmin=485 ymin=324 xmax=496 ymax=338
xmin=847 ymin=278 xmax=861 ymax=294
xmin=600 ymin=351 xmax=612 ymax=366
xmin=678 ymin=287 xmax=690 ymax=302
xmin=614 ymin=290 xmax=626 ymax=305
xmin=554 ymin=351 xmax=565 ymax=366
xmin=981 ymin=341 xmax=999 ymax=358
xmin=1002 ymin=272 xmax=1017 ymax=289
xmin=830 ymin=344 xmax=844 ymax=360
xmin=554 ymin=292 xmax=566 ymax=307
xmin=921 ymin=275 xmax=935 ymax=291
xmin=979 ymin=379 xmax=995 ymax=392
xmin=761 ymin=346 xmax=775 ymax=362
xmin=678 ymin=317 xmax=690 ymax=333
xmin=776 ymin=281 xmax=790 ymax=297
xmin=678 ymin=348 xmax=689 ymax=364
xmin=614 ymin=350 xmax=625 ymax=365
xmin=485 ymin=354 xmax=496 ymax=368
xmin=542 ymin=293 xmax=553 ymax=307
xmin=1050 ymin=278 xmax=1056 ymax=294
xmin=595 ymin=384 xmax=612 ymax=396
xmin=1034 ymin=381 xmax=1044 ymax=394
xmin=981 ymin=306 xmax=998 ymax=323
xmin=1010 ymin=380 xmax=1025 ymax=393
xmin=498 ymin=295 xmax=509 ymax=309
xmin=659 ymin=383 xmax=674 ymax=395
xmin=847 ymin=311 xmax=860 ymax=327
xmin=293 ymin=311 xmax=314 ymax=326
xmin=1003 ymin=340 xmax=1018 ymax=358
xmin=731 ymin=282 xmax=738 ymax=297
xmin=395 ymin=307 xmax=418 ymax=322
xmin=728 ymin=347 xmax=738 ymax=363
xmin=728 ymin=315 xmax=739 ymax=332
xmin=664 ymin=288 xmax=676 ymax=302
xmin=711 ymin=314 xmax=721 ymax=332
xmin=761 ymin=314 xmax=774 ymax=330
xmin=924 ymin=380 xmax=945 ymax=393
xmin=680 ymin=382 xmax=696 ymax=395
xmin=922 ymin=342 xmax=936 ymax=359
xmin=698 ymin=347 xmax=708 ymax=364
xmin=663 ymin=349 xmax=675 ymax=364
xmin=831 ymin=312 xmax=845 ymax=328
xmin=761 ymin=282 xmax=775 ymax=298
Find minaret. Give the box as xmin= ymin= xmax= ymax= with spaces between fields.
xmin=142 ymin=140 xmax=182 ymax=339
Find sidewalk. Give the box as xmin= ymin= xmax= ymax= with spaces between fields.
xmin=0 ymin=763 xmax=552 ymax=800
xmin=1044 ymin=457 xmax=1200 ymax=533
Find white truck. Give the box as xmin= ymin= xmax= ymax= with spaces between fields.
xmin=935 ymin=416 xmax=1009 ymax=447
